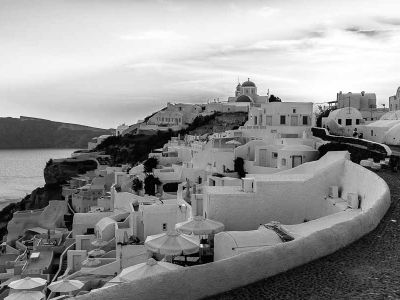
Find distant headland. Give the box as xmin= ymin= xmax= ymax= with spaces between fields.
xmin=0 ymin=116 xmax=114 ymax=149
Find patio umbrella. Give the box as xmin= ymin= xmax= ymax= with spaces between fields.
xmin=5 ymin=291 xmax=44 ymax=300
xmin=81 ymin=257 xmax=101 ymax=267
xmin=225 ymin=139 xmax=242 ymax=146
xmin=145 ymin=230 xmax=199 ymax=255
xmin=91 ymin=239 xmax=108 ymax=247
xmin=48 ymin=279 xmax=84 ymax=293
xmin=88 ymin=248 xmax=106 ymax=257
xmin=8 ymin=277 xmax=46 ymax=290
xmin=175 ymin=216 xmax=225 ymax=235
xmin=119 ymin=258 xmax=183 ymax=282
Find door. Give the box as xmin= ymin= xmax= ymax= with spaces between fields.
xmin=81 ymin=238 xmax=91 ymax=250
xmin=290 ymin=115 xmax=298 ymax=126
xmin=292 ymin=155 xmax=302 ymax=167
xmin=73 ymin=255 xmax=82 ymax=271
xmin=259 ymin=149 xmax=268 ymax=167
xmin=266 ymin=116 xmax=272 ymax=126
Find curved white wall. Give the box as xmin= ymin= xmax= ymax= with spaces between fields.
xmin=78 ymin=158 xmax=390 ymax=300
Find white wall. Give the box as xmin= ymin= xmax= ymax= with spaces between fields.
xmin=142 ymin=204 xmax=189 ymax=239
xmin=79 ymin=157 xmax=390 ymax=300
xmin=204 ymin=154 xmax=346 ymax=231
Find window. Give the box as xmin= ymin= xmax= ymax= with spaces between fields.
xmin=356 ymin=119 xmax=360 ymax=125
xmin=282 ymin=158 xmax=286 ymax=166
xmin=86 ymin=228 xmax=95 ymax=235
xmin=346 ymin=119 xmax=352 ymax=126
xmin=302 ymin=116 xmax=308 ymax=125
xmin=338 ymin=119 xmax=342 ymax=125
xmin=272 ymin=152 xmax=278 ymax=158
xmin=293 ymin=108 xmax=296 ymax=113
xmin=162 ymin=223 xmax=167 ymax=231
xmin=371 ymin=130 xmax=374 ymax=136
xmin=280 ymin=115 xmax=286 ymax=125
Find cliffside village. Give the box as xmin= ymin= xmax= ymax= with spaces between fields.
xmin=0 ymin=79 xmax=399 ymax=299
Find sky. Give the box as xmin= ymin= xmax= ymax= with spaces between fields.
xmin=0 ymin=0 xmax=400 ymax=128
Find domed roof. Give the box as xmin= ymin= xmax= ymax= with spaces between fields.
xmin=236 ymin=83 xmax=241 ymax=91
xmin=241 ymin=78 xmax=256 ymax=87
xmin=236 ymin=95 xmax=252 ymax=102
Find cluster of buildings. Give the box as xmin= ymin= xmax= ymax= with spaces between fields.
xmin=322 ymin=87 xmax=400 ymax=145
xmin=0 ymin=79 xmax=395 ymax=299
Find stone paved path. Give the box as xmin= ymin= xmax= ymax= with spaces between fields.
xmin=208 ymin=170 xmax=400 ymax=300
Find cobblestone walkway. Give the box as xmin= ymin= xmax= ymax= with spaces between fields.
xmin=208 ymin=170 xmax=400 ymax=300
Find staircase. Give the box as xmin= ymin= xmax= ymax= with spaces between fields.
xmin=60 ymin=259 xmax=68 ymax=275
xmin=63 ymin=200 xmax=75 ymax=230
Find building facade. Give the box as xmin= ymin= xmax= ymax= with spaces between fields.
xmin=389 ymin=87 xmax=400 ymax=111
xmin=337 ymin=91 xmax=387 ymax=121
xmin=228 ymin=78 xmax=269 ymax=105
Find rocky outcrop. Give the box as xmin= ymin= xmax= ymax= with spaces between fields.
xmin=0 ymin=159 xmax=98 ymax=240
xmin=44 ymin=159 xmax=98 ymax=185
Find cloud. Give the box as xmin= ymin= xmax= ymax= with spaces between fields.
xmin=345 ymin=26 xmax=387 ymax=38
xmin=119 ymin=30 xmax=185 ymax=41
xmin=256 ymin=6 xmax=279 ymax=18
xmin=376 ymin=16 xmax=400 ymax=26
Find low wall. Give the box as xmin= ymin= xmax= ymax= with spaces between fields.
xmin=79 ymin=161 xmax=390 ymax=300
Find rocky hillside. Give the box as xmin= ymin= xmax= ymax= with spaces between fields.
xmin=0 ymin=116 xmax=113 ymax=149
xmin=96 ymin=112 xmax=248 ymax=165
xmin=186 ymin=111 xmax=247 ymax=136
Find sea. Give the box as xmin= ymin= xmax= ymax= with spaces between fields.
xmin=0 ymin=149 xmax=76 ymax=210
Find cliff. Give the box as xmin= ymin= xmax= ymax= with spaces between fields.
xmin=0 ymin=116 xmax=113 ymax=149
xmin=0 ymin=159 xmax=98 ymax=240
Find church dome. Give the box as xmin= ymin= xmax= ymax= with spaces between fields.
xmin=236 ymin=83 xmax=241 ymax=91
xmin=241 ymin=79 xmax=256 ymax=87
xmin=236 ymin=95 xmax=252 ymax=102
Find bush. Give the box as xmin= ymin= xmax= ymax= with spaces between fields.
xmin=131 ymin=177 xmax=143 ymax=192
xmin=143 ymin=157 xmax=159 ymax=173
xmin=144 ymin=174 xmax=161 ymax=196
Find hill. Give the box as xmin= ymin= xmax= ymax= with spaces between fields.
xmin=0 ymin=116 xmax=113 ymax=149
xmin=96 ymin=112 xmax=248 ymax=165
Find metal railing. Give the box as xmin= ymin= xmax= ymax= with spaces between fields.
xmin=312 ymin=127 xmax=392 ymax=156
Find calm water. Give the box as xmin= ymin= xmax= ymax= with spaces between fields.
xmin=0 ymin=149 xmax=76 ymax=210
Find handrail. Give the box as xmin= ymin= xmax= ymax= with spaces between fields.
xmin=51 ymin=242 xmax=75 ymax=283
xmin=14 ymin=249 xmax=27 ymax=262
xmin=67 ymin=202 xmax=76 ymax=215
xmin=47 ymin=242 xmax=76 ymax=299
xmin=312 ymin=127 xmax=392 ymax=156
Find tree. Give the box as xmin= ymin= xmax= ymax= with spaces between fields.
xmin=315 ymin=106 xmax=335 ymax=128
xmin=143 ymin=157 xmax=158 ymax=173
xmin=131 ymin=177 xmax=143 ymax=193
xmin=269 ymin=94 xmax=282 ymax=102
xmin=144 ymin=174 xmax=161 ymax=196
xmin=234 ymin=157 xmax=246 ymax=178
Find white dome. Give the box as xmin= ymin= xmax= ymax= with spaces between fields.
xmin=383 ymin=123 xmax=400 ymax=145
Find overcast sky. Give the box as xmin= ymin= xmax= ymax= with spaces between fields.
xmin=0 ymin=0 xmax=400 ymax=128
